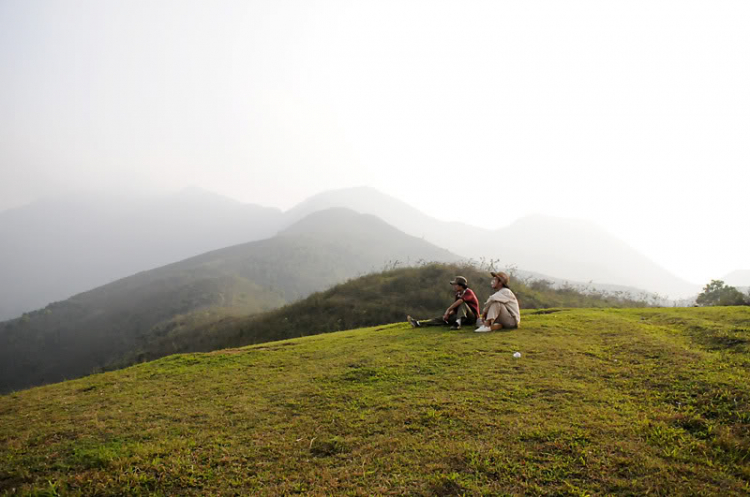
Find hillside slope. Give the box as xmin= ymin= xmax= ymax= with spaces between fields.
xmin=123 ymin=263 xmax=650 ymax=362
xmin=0 ymin=209 xmax=459 ymax=394
xmin=1 ymin=307 xmax=748 ymax=495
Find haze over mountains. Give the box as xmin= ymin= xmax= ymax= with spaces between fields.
xmin=0 ymin=188 xmax=282 ymax=320
xmin=0 ymin=208 xmax=458 ymax=393
xmin=722 ymin=269 xmax=750 ymax=288
xmin=278 ymin=187 xmax=699 ymax=297
xmin=0 ymin=186 xmax=702 ymax=322
xmin=465 ymin=214 xmax=698 ymax=298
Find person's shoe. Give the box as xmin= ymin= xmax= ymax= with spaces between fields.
xmin=474 ymin=325 xmax=491 ymax=333
xmin=407 ymin=315 xmax=420 ymax=328
xmin=450 ymin=318 xmax=462 ymax=330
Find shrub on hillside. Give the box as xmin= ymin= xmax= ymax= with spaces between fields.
xmin=696 ymin=280 xmax=749 ymax=307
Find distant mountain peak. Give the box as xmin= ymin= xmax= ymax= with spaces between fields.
xmin=280 ymin=207 xmax=397 ymax=236
xmin=172 ymin=186 xmax=243 ymax=205
xmin=288 ymin=186 xmax=410 ymax=212
xmin=508 ymin=213 xmax=604 ymax=230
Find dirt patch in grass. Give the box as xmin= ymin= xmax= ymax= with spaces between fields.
xmin=309 ymin=437 xmax=348 ymax=457
xmin=0 ymin=473 xmax=31 ymax=493
xmin=428 ymin=478 xmax=467 ymax=497
xmin=528 ymin=309 xmax=569 ymax=315
xmin=252 ymin=342 xmax=298 ymax=351
xmin=208 ymin=348 xmax=246 ymax=355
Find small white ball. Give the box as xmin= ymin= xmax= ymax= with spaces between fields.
xmin=513 ymin=352 xmax=521 ymax=358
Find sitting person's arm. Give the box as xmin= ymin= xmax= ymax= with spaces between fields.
xmin=443 ymin=298 xmax=463 ymax=321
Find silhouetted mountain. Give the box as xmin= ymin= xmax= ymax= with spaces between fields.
xmin=282 ymin=187 xmax=697 ymax=297
xmin=0 ymin=188 xmax=282 ymax=320
xmin=283 ymin=186 xmax=485 ymax=248
xmin=0 ymin=208 xmax=459 ymax=393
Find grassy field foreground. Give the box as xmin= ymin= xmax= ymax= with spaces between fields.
xmin=1 ymin=307 xmax=749 ymax=495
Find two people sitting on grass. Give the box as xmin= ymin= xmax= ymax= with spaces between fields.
xmin=474 ymin=271 xmax=520 ymax=332
xmin=407 ymin=276 xmax=480 ymax=330
xmin=407 ymin=272 xmax=520 ymax=332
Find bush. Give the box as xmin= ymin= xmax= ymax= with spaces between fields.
xmin=696 ymin=280 xmax=749 ymax=307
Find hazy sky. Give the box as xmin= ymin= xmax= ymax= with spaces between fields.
xmin=1 ymin=1 xmax=748 ymax=284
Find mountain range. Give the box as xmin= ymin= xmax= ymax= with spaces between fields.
xmin=0 ymin=188 xmax=282 ymax=320
xmin=287 ymin=187 xmax=699 ymax=298
xmin=0 ymin=186 xmax=700 ymax=322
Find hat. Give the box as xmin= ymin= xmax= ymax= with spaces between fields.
xmin=450 ymin=276 xmax=468 ymax=287
xmin=491 ymin=271 xmax=510 ymax=286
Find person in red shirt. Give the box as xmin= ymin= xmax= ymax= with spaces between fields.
xmin=407 ymin=276 xmax=480 ymax=330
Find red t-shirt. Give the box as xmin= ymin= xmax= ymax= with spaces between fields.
xmin=457 ymin=288 xmax=480 ymax=317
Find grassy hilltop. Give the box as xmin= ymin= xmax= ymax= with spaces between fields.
xmin=1 ymin=307 xmax=749 ymax=495
xmin=119 ymin=263 xmax=649 ymax=365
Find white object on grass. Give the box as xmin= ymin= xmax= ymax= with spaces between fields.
xmin=474 ymin=325 xmax=491 ymax=333
xmin=513 ymin=352 xmax=522 ymax=358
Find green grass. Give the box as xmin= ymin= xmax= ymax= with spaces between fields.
xmin=120 ymin=263 xmax=649 ymax=366
xmin=1 ymin=307 xmax=749 ymax=495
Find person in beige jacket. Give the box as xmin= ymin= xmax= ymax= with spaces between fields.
xmin=475 ymin=271 xmax=520 ymax=332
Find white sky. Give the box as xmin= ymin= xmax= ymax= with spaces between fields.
xmin=1 ymin=1 xmax=748 ymax=285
